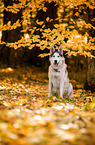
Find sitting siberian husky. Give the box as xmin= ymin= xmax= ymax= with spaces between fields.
xmin=48 ymin=46 xmax=73 ymax=98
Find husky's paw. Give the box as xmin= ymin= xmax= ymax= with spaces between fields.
xmin=48 ymin=93 xmax=51 ymax=97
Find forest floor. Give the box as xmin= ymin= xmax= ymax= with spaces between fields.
xmin=0 ymin=65 xmax=95 ymax=145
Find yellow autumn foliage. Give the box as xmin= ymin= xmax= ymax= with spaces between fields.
xmin=0 ymin=0 xmax=95 ymax=58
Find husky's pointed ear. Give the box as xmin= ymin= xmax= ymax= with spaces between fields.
xmin=58 ymin=46 xmax=63 ymax=56
xmin=50 ymin=46 xmax=55 ymax=55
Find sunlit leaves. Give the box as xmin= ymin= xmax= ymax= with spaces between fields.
xmin=38 ymin=53 xmax=50 ymax=58
xmin=0 ymin=20 xmax=21 ymax=31
xmin=36 ymin=20 xmax=44 ymax=25
xmin=6 ymin=34 xmax=40 ymax=50
xmin=42 ymin=6 xmax=47 ymax=12
xmin=0 ymin=0 xmax=94 ymax=58
xmin=5 ymin=0 xmax=26 ymax=13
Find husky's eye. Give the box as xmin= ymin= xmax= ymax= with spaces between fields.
xmin=57 ymin=56 xmax=60 ymax=57
xmin=53 ymin=55 xmax=55 ymax=57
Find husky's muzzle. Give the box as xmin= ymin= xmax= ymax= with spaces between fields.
xmin=54 ymin=60 xmax=58 ymax=67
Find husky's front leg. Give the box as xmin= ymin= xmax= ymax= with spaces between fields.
xmin=48 ymin=79 xmax=52 ymax=97
xmin=60 ymin=81 xmax=64 ymax=98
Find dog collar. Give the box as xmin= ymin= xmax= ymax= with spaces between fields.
xmin=52 ymin=67 xmax=60 ymax=72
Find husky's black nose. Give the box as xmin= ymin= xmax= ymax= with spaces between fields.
xmin=54 ymin=60 xmax=57 ymax=64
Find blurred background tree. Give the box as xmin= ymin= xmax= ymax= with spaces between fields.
xmin=1 ymin=0 xmax=23 ymax=65
xmin=0 ymin=0 xmax=95 ymax=91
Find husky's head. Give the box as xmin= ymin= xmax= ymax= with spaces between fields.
xmin=49 ymin=46 xmax=65 ymax=69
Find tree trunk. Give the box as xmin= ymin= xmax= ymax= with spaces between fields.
xmin=84 ymin=50 xmax=95 ymax=92
xmin=83 ymin=7 xmax=95 ymax=92
xmin=1 ymin=0 xmax=23 ymax=66
xmin=31 ymin=2 xmax=58 ymax=67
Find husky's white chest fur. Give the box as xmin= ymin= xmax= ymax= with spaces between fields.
xmin=48 ymin=46 xmax=73 ymax=98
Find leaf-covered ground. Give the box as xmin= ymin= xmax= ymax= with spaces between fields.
xmin=0 ymin=66 xmax=95 ymax=145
